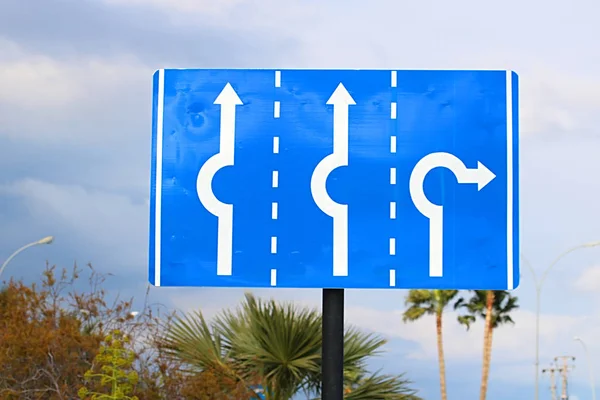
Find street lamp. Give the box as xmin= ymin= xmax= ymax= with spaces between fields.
xmin=523 ymin=241 xmax=600 ymax=400
xmin=0 ymin=236 xmax=55 ymax=279
xmin=574 ymin=336 xmax=596 ymax=400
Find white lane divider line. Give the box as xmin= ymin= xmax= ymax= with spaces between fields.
xmin=270 ymin=268 xmax=277 ymax=286
xmin=390 ymin=71 xmax=398 ymax=286
xmin=271 ymin=236 xmax=278 ymax=254
xmin=154 ymin=69 xmax=165 ymax=286
xmin=275 ymin=70 xmax=281 ymax=88
xmin=272 ymin=71 xmax=281 ymax=286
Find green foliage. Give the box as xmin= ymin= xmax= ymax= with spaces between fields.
xmin=1 ymin=263 xmax=424 ymax=399
xmin=454 ymin=290 xmax=519 ymax=330
xmin=342 ymin=371 xmax=422 ymax=400
xmin=162 ymin=292 xmax=421 ymax=400
xmin=402 ymin=290 xmax=459 ymax=322
xmin=79 ymin=330 xmax=139 ymax=400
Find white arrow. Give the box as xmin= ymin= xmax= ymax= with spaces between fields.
xmin=196 ymin=83 xmax=242 ymax=276
xmin=409 ymin=152 xmax=496 ymax=278
xmin=311 ymin=83 xmax=355 ymax=277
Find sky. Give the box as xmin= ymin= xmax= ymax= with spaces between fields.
xmin=1 ymin=0 xmax=600 ymax=398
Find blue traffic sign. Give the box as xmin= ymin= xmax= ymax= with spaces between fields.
xmin=149 ymin=69 xmax=519 ymax=290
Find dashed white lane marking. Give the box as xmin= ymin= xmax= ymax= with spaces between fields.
xmin=274 ymin=101 xmax=280 ymax=118
xmin=271 ymin=71 xmax=281 ymax=286
xmin=271 ymin=268 xmax=277 ymax=286
xmin=390 ymin=70 xmax=398 ymax=287
xmin=275 ymin=70 xmax=281 ymax=88
xmin=272 ymin=71 xmax=281 ymax=286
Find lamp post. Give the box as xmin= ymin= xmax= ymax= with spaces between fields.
xmin=0 ymin=236 xmax=54 ymax=279
xmin=574 ymin=336 xmax=596 ymax=400
xmin=523 ymin=241 xmax=600 ymax=400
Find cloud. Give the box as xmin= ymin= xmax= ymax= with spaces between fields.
xmin=0 ymin=39 xmax=152 ymax=147
xmin=0 ymin=0 xmax=296 ymax=65
xmin=0 ymin=38 xmax=148 ymax=112
xmin=101 ymin=0 xmax=248 ymax=16
xmin=0 ymin=178 xmax=147 ymax=270
xmin=166 ymin=286 xmax=589 ymax=364
xmin=517 ymin=66 xmax=600 ymax=136
xmin=573 ymin=265 xmax=600 ymax=291
xmin=2 ymin=0 xmax=600 ymax=398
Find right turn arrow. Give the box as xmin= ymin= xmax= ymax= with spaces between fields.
xmin=409 ymin=152 xmax=496 ymax=278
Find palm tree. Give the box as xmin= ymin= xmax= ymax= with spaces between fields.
xmin=161 ymin=293 xmax=421 ymax=400
xmin=402 ymin=290 xmax=459 ymax=400
xmin=455 ymin=290 xmax=519 ymax=400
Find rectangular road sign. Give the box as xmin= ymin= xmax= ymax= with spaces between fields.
xmin=149 ymin=69 xmax=519 ymax=290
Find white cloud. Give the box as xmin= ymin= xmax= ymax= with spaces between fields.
xmin=100 ymin=0 xmax=319 ymax=27
xmin=0 ymin=178 xmax=147 ymax=267
xmin=0 ymin=40 xmax=81 ymax=108
xmin=0 ymin=39 xmax=148 ymax=108
xmin=0 ymin=38 xmax=151 ymax=144
xmin=3 ymin=1 xmax=600 ymax=397
xmin=517 ymin=66 xmax=600 ymax=136
xmin=166 ymin=288 xmax=600 ymax=397
xmin=101 ymin=0 xmax=247 ymax=15
xmin=4 ymin=1 xmax=600 ymax=150
xmin=344 ymin=306 xmax=586 ymax=363
xmin=167 ymin=287 xmax=593 ymax=364
xmin=573 ymin=265 xmax=600 ymax=291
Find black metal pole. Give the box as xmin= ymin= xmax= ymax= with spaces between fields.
xmin=322 ymin=288 xmax=344 ymax=399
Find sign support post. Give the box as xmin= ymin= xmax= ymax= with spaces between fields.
xmin=322 ymin=288 xmax=345 ymax=399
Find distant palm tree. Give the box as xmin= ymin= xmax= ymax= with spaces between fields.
xmin=162 ymin=293 xmax=421 ymax=400
xmin=402 ymin=290 xmax=459 ymax=400
xmin=455 ymin=290 xmax=519 ymax=400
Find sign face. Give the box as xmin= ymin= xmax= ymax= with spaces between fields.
xmin=149 ymin=69 xmax=519 ymax=290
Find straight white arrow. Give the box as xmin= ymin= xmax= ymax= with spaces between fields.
xmin=409 ymin=152 xmax=496 ymax=277
xmin=196 ymin=83 xmax=242 ymax=276
xmin=311 ymin=83 xmax=356 ymax=276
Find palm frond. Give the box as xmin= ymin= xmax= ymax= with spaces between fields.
xmin=163 ymin=292 xmax=419 ymax=399
xmin=344 ymin=371 xmax=422 ymax=400
xmin=161 ymin=310 xmax=225 ymax=369
xmin=455 ymin=290 xmax=519 ymax=329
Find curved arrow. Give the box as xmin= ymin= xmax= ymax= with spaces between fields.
xmin=311 ymin=83 xmax=355 ymax=277
xmin=196 ymin=83 xmax=242 ymax=276
xmin=409 ymin=152 xmax=496 ymax=277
